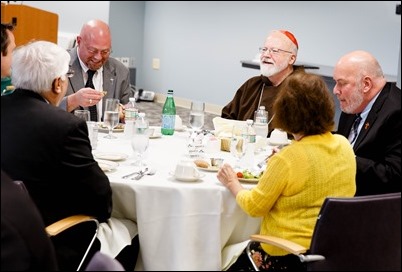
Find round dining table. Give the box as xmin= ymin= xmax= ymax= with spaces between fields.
xmin=94 ymin=126 xmax=262 ymax=271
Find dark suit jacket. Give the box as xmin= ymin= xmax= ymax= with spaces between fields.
xmin=1 ymin=89 xmax=112 ymax=225
xmin=59 ymin=47 xmax=132 ymax=115
xmin=337 ymin=82 xmax=401 ymax=196
xmin=1 ymin=170 xmax=58 ymax=271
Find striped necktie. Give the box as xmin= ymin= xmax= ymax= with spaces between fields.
xmin=86 ymin=70 xmax=98 ymax=121
xmin=349 ymin=114 xmax=361 ymax=144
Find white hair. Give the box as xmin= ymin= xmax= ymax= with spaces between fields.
xmin=11 ymin=40 xmax=70 ymax=93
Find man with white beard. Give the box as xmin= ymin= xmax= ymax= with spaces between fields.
xmin=221 ymin=30 xmax=302 ymax=136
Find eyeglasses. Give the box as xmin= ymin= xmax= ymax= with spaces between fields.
xmin=66 ymin=67 xmax=75 ymax=78
xmin=80 ymin=39 xmax=112 ymax=56
xmin=86 ymin=47 xmax=112 ymax=56
xmin=259 ymin=47 xmax=293 ymax=55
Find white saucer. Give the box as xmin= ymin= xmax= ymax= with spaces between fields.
xmin=169 ymin=171 xmax=205 ymax=182
xmin=267 ymin=138 xmax=291 ymax=146
xmin=93 ymin=152 xmax=129 ymax=161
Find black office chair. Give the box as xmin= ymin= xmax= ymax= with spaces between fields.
xmin=13 ymin=180 xmax=100 ymax=271
xmin=247 ymin=193 xmax=401 ymax=271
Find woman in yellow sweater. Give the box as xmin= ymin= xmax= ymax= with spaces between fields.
xmin=217 ymin=71 xmax=356 ymax=271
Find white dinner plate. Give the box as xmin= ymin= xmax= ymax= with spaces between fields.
xmin=98 ymin=123 xmax=125 ymax=133
xmin=169 ymin=172 xmax=206 ymax=182
xmin=197 ymin=166 xmax=219 ymax=172
xmin=238 ymin=177 xmax=259 ymax=184
xmin=93 ymin=152 xmax=128 ymax=161
xmin=96 ymin=159 xmax=119 ymax=172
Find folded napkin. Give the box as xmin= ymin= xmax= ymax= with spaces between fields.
xmin=175 ymin=115 xmax=183 ymax=130
xmin=212 ymin=117 xmax=247 ymax=137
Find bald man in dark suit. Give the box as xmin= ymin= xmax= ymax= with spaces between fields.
xmin=334 ymin=50 xmax=401 ymax=196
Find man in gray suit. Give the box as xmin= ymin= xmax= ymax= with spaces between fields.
xmin=59 ymin=19 xmax=131 ymax=121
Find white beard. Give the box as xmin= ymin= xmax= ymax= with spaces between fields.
xmin=260 ymin=61 xmax=288 ymax=77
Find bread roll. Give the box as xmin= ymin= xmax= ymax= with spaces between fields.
xmin=194 ymin=159 xmax=210 ymax=168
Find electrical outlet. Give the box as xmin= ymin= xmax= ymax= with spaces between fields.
xmin=152 ymin=58 xmax=160 ymax=70
xmin=121 ymin=57 xmax=130 ymax=68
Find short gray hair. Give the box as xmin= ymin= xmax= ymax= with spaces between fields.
xmin=11 ymin=40 xmax=70 ymax=93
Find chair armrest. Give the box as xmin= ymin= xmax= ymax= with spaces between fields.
xmin=46 ymin=215 xmax=98 ymax=236
xmin=250 ymin=234 xmax=307 ymax=255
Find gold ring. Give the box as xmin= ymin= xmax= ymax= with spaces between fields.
xmin=89 ymin=99 xmax=92 ymax=104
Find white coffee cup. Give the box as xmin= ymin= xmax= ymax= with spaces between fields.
xmin=174 ymin=159 xmax=200 ymax=179
xmin=269 ymin=129 xmax=288 ymax=145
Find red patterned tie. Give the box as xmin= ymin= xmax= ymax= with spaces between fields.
xmin=86 ymin=70 xmax=98 ymax=121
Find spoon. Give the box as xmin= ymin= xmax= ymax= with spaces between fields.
xmin=132 ymin=168 xmax=156 ymax=180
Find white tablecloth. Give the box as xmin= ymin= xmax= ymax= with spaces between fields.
xmin=95 ymin=128 xmax=262 ymax=270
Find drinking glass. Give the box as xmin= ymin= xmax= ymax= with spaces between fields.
xmin=74 ymin=110 xmax=90 ymax=121
xmin=131 ymin=127 xmax=149 ymax=171
xmin=189 ymin=101 xmax=205 ymax=133
xmin=230 ymin=125 xmax=248 ymax=168
xmin=103 ymin=98 xmax=120 ymax=139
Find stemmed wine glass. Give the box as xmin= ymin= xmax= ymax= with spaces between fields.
xmin=189 ymin=101 xmax=205 ymax=133
xmin=131 ymin=113 xmax=149 ymax=170
xmin=103 ymin=98 xmax=120 ymax=139
xmin=230 ymin=124 xmax=248 ymax=168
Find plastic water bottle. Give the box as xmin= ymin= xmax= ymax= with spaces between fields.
xmin=253 ymin=106 xmax=269 ymax=138
xmin=161 ymin=90 xmax=176 ymax=135
xmin=135 ymin=112 xmax=149 ymax=135
xmin=246 ymin=119 xmax=256 ymax=143
xmin=125 ymin=97 xmax=138 ymax=123
xmin=123 ymin=97 xmax=138 ymax=138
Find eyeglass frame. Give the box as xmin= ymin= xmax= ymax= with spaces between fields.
xmin=80 ymin=39 xmax=112 ymax=57
xmin=66 ymin=67 xmax=75 ymax=78
xmin=259 ymin=47 xmax=293 ymax=55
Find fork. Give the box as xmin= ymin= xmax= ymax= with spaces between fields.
xmin=122 ymin=171 xmax=140 ymax=179
xmin=132 ymin=167 xmax=148 ymax=180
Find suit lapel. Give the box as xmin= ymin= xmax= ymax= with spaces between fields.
xmin=354 ymin=83 xmax=391 ymax=149
xmin=68 ymin=49 xmax=85 ymax=94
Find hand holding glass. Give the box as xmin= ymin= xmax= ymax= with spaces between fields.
xmin=104 ymin=98 xmax=120 ymax=139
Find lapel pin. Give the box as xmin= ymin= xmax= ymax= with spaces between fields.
xmin=364 ymin=122 xmax=370 ymax=130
